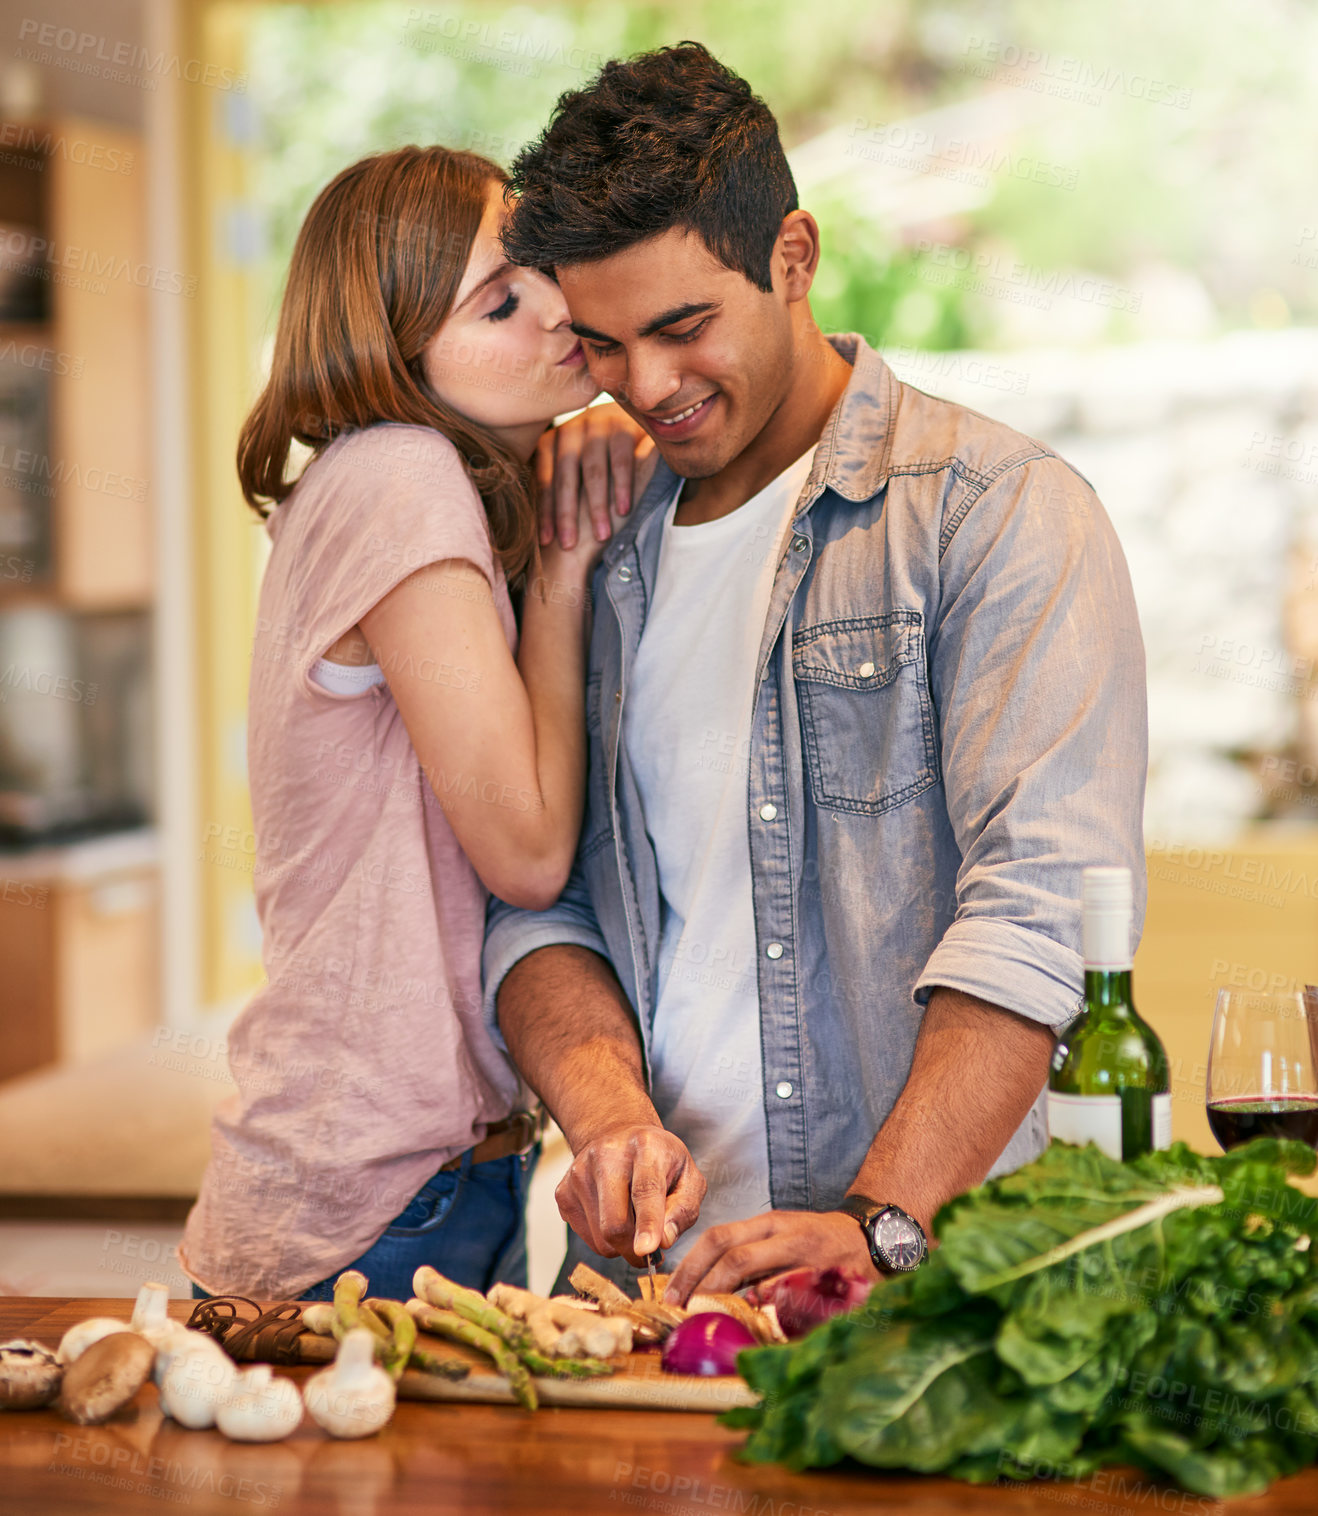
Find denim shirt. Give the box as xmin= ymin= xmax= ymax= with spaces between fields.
xmin=483 ymin=332 xmax=1148 ymax=1234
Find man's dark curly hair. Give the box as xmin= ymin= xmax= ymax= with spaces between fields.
xmin=501 ymin=41 xmax=797 ymax=293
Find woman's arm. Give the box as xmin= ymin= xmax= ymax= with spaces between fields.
xmin=359 ymin=526 xmax=598 ymax=912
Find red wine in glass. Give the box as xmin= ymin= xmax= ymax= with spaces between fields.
xmin=1206 ymin=989 xmax=1318 ymax=1152
xmin=1206 ymin=1096 xmax=1318 ymax=1149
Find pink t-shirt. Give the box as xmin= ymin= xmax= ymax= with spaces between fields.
xmin=180 ymin=423 xmax=522 ymax=1299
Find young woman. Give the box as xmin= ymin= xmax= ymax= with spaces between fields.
xmin=179 ymin=145 xmax=650 ymax=1302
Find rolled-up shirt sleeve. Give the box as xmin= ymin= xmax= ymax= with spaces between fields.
xmin=914 ymin=452 xmax=1148 ymax=1030
xmin=482 ymin=842 xmax=610 ymax=1054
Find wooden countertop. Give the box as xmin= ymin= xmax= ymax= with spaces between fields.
xmin=3 ymin=1297 xmax=1317 ymax=1515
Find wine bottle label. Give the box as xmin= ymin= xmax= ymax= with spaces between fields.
xmin=1047 ymin=1091 xmax=1122 ymax=1161
xmin=1152 ymin=1092 xmax=1171 ymax=1151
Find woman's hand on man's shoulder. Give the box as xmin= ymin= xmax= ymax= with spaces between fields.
xmin=535 ymin=401 xmax=658 ymax=552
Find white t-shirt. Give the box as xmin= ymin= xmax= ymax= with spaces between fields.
xmin=623 ymin=447 xmax=818 ymax=1261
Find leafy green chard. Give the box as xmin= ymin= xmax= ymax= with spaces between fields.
xmin=726 ymin=1138 xmax=1318 ymax=1498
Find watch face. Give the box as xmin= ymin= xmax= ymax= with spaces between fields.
xmin=875 ymin=1211 xmax=923 ymax=1270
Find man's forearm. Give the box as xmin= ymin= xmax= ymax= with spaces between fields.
xmin=852 ymin=985 xmax=1056 ymax=1234
xmin=496 ymin=944 xmax=659 ymax=1151
xmin=500 ymin=944 xmax=707 ymax=1261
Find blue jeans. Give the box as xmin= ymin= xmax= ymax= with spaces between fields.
xmin=192 ymin=1146 xmax=536 ymax=1302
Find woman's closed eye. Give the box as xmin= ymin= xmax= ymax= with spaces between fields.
xmin=486 ymin=289 xmax=520 ymax=322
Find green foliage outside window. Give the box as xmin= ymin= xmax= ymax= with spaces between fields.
xmin=246 ymin=0 xmax=1318 ymax=352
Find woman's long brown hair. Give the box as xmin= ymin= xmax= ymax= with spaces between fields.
xmin=237 ymin=146 xmax=537 ymax=582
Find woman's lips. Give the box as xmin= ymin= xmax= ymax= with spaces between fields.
xmin=557 ymin=339 xmax=585 ymax=366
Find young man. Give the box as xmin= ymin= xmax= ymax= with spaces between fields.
xmin=485 ymin=42 xmax=1147 ymax=1301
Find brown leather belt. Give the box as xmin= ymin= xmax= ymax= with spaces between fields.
xmin=439 ymin=1106 xmax=547 ymax=1172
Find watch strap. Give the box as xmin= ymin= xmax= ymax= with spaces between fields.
xmin=835 ymin=1191 xmax=883 ymax=1226
xmin=835 ymin=1191 xmax=885 ymax=1271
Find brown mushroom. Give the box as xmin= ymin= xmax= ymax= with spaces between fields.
xmin=57 ymin=1331 xmax=155 ymax=1425
xmin=0 ymin=1339 xmax=62 ymax=1410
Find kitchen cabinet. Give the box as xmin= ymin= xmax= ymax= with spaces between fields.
xmin=0 ymin=830 xmax=158 ymax=1082
xmin=0 ymin=116 xmax=157 ymax=1086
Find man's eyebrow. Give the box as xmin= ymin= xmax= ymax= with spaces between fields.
xmin=570 ymin=301 xmax=721 ymax=345
xmin=455 ymin=260 xmax=510 ymax=312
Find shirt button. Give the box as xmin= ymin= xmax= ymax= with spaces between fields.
xmin=614 ymin=689 xmax=621 ymax=703
xmin=617 ymin=565 xmax=633 ymax=581
xmin=792 ymin=535 xmax=809 ymax=553
xmin=758 ymin=803 xmax=778 ymax=821
xmin=765 ymin=942 xmax=784 ymax=959
xmin=775 ymin=1081 xmax=793 ymax=1099
xmin=858 ymin=661 xmax=876 ymax=678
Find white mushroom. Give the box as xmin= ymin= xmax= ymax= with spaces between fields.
xmin=215 ymin=1365 xmax=303 ymax=1442
xmin=302 ymin=1328 xmax=396 ymax=1439
xmin=150 ymin=1321 xmax=205 ymax=1386
xmin=57 ymin=1317 xmax=133 ymax=1366
xmin=129 ymin=1281 xmax=174 ymax=1346
xmin=0 ymin=1339 xmax=63 ymax=1410
xmin=58 ymin=1284 xmax=179 ymax=1374
xmin=158 ymin=1338 xmax=238 ymax=1430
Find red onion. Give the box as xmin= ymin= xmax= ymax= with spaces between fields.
xmin=660 ymin=1313 xmax=758 ymax=1377
xmin=747 ymin=1267 xmax=872 ymax=1339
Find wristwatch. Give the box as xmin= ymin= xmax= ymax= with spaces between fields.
xmin=835 ymin=1193 xmax=928 ymax=1273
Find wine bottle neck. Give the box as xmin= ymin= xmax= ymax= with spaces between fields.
xmin=1085 ymin=968 xmax=1134 ymax=1010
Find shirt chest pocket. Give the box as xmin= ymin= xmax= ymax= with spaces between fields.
xmin=792 ymin=611 xmax=939 ymax=816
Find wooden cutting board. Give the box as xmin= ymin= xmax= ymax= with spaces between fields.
xmin=6 ymin=1296 xmax=758 ymax=1414
xmin=297 ymin=1328 xmax=759 ymax=1412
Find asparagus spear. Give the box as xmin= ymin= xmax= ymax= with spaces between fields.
xmin=409 ymin=1295 xmax=611 ymax=1380
xmin=298 ymin=1298 xmax=383 ymax=1349
xmin=329 ymin=1274 xmax=397 ymax=1371
xmin=412 ymin=1266 xmax=532 ymax=1351
xmin=406 ymin=1300 xmax=537 ymax=1410
xmin=332 ymin=1270 xmax=371 ymax=1338
xmin=365 ymin=1297 xmax=418 ymax=1383
xmin=412 ymin=1267 xmax=614 ymax=1377
xmin=302 ymin=1289 xmax=467 ymax=1380
xmin=515 ymin=1343 xmax=614 ymax=1379
xmin=357 ymin=1303 xmax=394 ymax=1347
xmin=280 ymin=1290 xmax=471 ymax=1385
xmin=407 ymin=1345 xmax=472 ymax=1382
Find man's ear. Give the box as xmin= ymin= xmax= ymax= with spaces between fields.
xmin=777 ymin=210 xmax=822 ymax=302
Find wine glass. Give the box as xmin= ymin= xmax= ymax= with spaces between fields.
xmin=1206 ymin=989 xmax=1318 ymax=1150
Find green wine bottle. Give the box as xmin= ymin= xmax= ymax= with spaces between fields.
xmin=1048 ymin=865 xmax=1171 ymax=1161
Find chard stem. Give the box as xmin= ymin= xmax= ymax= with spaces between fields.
xmin=976 ymin=1185 xmax=1224 ymax=1291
